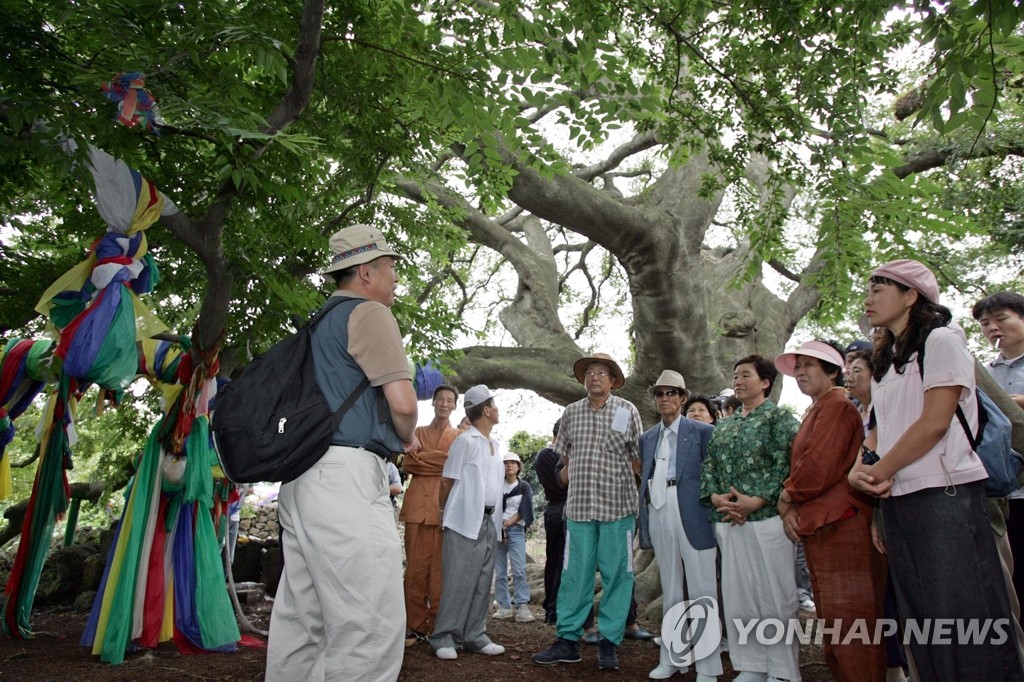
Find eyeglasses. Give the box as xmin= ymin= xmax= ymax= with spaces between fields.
xmin=584 ymin=370 xmax=610 ymax=378
xmin=652 ymin=389 xmax=681 ymax=398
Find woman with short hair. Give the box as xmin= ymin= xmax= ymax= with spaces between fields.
xmin=684 ymin=394 xmax=719 ymax=425
xmin=700 ymin=354 xmax=800 ymax=682
xmin=776 ymin=340 xmax=887 ymax=682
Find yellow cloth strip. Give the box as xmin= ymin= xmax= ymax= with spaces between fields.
xmin=0 ymin=453 xmax=11 ymax=501
xmin=91 ymin=466 xmax=138 ymax=654
xmin=160 ymin=565 xmax=175 ymax=643
xmin=128 ymin=180 xmax=164 ymax=235
xmin=34 ymin=256 xmax=96 ymax=317
xmin=129 ymin=290 xmax=168 ymax=342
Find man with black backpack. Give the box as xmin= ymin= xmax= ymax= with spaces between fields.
xmin=265 ymin=224 xmax=420 ymax=682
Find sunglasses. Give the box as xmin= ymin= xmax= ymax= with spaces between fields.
xmin=652 ymin=389 xmax=681 ymax=398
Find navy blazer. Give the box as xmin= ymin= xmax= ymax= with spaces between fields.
xmin=638 ymin=417 xmax=717 ymax=551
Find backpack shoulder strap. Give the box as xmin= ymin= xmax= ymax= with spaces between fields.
xmin=916 ymin=328 xmax=980 ymax=450
xmin=331 ymin=377 xmax=370 ymax=425
xmin=308 ymin=295 xmax=359 ymax=331
xmin=307 ymin=296 xmax=372 ymax=425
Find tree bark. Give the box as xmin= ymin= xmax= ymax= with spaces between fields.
xmin=0 ymin=481 xmax=108 ymax=548
xmin=399 ymin=142 xmax=820 ymax=421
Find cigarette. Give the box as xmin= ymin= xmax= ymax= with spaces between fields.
xmin=995 ymin=337 xmax=1002 ymax=349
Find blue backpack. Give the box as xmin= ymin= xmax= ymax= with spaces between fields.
xmin=917 ymin=341 xmax=1024 ymax=497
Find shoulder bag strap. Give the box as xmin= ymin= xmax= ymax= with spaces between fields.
xmin=916 ymin=331 xmax=979 ymax=450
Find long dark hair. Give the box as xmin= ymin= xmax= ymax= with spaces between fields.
xmin=871 ymin=276 xmax=952 ymax=382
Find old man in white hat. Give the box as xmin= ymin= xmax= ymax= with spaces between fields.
xmin=266 ymin=224 xmax=420 ymax=682
xmin=638 ymin=370 xmax=723 ymax=681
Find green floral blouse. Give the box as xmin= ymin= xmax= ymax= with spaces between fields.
xmin=698 ymin=400 xmax=799 ymax=523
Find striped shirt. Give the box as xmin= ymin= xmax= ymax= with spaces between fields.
xmin=555 ymin=394 xmax=643 ymax=522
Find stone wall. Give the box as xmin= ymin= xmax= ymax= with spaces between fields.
xmin=237 ymin=500 xmax=279 ymax=541
xmin=231 ymin=500 xmax=282 ymax=595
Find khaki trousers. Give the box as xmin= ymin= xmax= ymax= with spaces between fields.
xmin=266 ymin=446 xmax=404 ymax=682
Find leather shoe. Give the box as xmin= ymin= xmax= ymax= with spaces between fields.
xmin=582 ymin=631 xmax=600 ymax=645
xmin=649 ymin=663 xmax=687 ymax=679
xmin=625 ymin=626 xmax=655 ymax=641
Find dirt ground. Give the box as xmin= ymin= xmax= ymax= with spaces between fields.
xmin=0 ymin=601 xmax=834 ymax=682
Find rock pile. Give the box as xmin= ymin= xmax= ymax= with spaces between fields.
xmin=237 ymin=501 xmax=279 ymax=541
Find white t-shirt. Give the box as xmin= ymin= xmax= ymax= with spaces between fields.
xmin=872 ymin=324 xmax=987 ymax=496
xmin=502 ymin=480 xmax=525 ymax=525
xmin=441 ymin=426 xmax=504 ymax=540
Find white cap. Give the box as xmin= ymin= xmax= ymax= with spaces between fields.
xmin=463 ymin=385 xmax=496 ymax=409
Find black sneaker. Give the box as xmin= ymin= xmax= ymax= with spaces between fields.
xmin=597 ymin=638 xmax=619 ymax=670
xmin=532 ymin=637 xmax=582 ymax=665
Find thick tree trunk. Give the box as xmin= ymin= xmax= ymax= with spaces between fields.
xmin=404 ymin=145 xmax=823 ymax=420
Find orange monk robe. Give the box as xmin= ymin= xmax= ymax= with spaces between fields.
xmin=401 ymin=422 xmax=460 ymax=633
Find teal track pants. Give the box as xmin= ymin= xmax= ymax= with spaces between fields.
xmin=555 ymin=515 xmax=636 ymax=646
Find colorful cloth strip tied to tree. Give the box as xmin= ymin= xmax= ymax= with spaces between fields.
xmin=2 ymin=143 xmax=239 ymax=663
xmin=0 ymin=338 xmax=55 ymax=500
xmin=81 ymin=338 xmax=238 ymax=663
xmin=101 ymin=72 xmax=161 ymax=134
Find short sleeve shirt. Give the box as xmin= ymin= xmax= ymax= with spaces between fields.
xmin=699 ymin=400 xmax=799 ymax=523
xmin=873 ymin=324 xmax=986 ymax=496
xmin=554 ymin=394 xmax=643 ymax=522
xmin=987 ymin=352 xmax=1024 ymax=499
xmin=988 ymin=353 xmax=1024 ymax=397
xmin=442 ymin=427 xmax=504 ymax=540
xmin=333 ymin=290 xmax=410 ymax=387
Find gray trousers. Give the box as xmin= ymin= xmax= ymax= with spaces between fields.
xmin=430 ymin=516 xmax=497 ymax=652
xmin=795 ymin=541 xmax=813 ymax=604
xmin=883 ymin=481 xmax=1024 ymax=681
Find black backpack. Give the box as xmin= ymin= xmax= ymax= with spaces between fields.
xmin=212 ymin=296 xmax=369 ymax=484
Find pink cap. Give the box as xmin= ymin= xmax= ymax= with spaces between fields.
xmin=870 ymin=259 xmax=939 ymax=303
xmin=775 ymin=340 xmax=846 ymax=377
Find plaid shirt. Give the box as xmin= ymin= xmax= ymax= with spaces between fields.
xmin=555 ymin=394 xmax=643 ymax=522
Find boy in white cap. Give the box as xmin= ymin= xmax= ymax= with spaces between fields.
xmin=493 ymin=451 xmax=536 ymax=623
xmin=429 ymin=385 xmax=507 ymax=660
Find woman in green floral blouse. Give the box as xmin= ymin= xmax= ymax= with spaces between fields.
xmin=699 ymin=354 xmax=800 ymax=682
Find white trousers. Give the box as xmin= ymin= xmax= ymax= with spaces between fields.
xmin=716 ymin=515 xmax=800 ymax=681
xmin=649 ymin=494 xmax=723 ymax=676
xmin=266 ymin=446 xmax=404 ymax=682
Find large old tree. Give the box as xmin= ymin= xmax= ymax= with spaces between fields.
xmin=2 ymin=0 xmax=1022 ymax=432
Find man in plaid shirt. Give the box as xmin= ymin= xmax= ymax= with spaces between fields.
xmin=533 ymin=353 xmax=643 ymax=671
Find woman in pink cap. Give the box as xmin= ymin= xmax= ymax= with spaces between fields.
xmin=776 ymin=340 xmax=887 ymax=682
xmin=848 ymin=259 xmax=1022 ymax=680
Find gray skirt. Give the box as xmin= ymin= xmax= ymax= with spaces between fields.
xmin=882 ymin=480 xmax=1023 ymax=681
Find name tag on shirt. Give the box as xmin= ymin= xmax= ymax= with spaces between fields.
xmin=611 ymin=407 xmax=631 ymax=433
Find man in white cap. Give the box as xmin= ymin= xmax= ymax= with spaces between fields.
xmin=533 ymin=352 xmax=643 ymax=671
xmin=639 ymin=370 xmax=722 ymax=681
xmin=429 ymin=385 xmax=507 ymax=661
xmin=266 ymin=224 xmax=420 ymax=682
